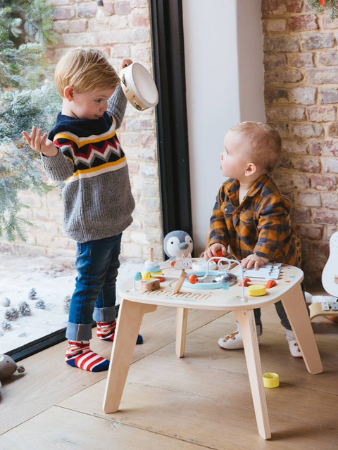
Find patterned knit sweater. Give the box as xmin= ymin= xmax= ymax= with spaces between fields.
xmin=41 ymin=86 xmax=135 ymax=243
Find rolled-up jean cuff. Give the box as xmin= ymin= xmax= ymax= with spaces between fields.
xmin=66 ymin=322 xmax=92 ymax=342
xmin=93 ymin=306 xmax=116 ymax=323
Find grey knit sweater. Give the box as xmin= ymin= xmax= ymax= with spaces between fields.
xmin=42 ymin=86 xmax=135 ymax=243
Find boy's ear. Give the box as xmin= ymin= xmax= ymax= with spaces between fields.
xmin=64 ymin=85 xmax=75 ymax=102
xmin=244 ymin=162 xmax=257 ymax=177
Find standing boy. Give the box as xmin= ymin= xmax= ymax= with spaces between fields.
xmin=23 ymin=48 xmax=142 ymax=372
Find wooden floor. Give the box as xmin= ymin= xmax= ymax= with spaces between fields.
xmin=0 ymin=302 xmax=337 ymax=450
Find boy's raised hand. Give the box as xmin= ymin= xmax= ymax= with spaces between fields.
xmin=241 ymin=253 xmax=269 ymax=271
xmin=22 ymin=126 xmax=58 ymax=157
xmin=119 ymin=58 xmax=133 ymax=72
xmin=204 ymin=243 xmax=227 ymax=261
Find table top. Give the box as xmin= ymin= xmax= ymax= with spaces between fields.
xmin=118 ymin=261 xmax=304 ymax=310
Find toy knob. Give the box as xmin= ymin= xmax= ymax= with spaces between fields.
xmin=188 ymin=274 xmax=198 ymax=284
xmin=142 ymin=271 xmax=151 ymax=281
xmin=134 ymin=272 xmax=142 ymax=281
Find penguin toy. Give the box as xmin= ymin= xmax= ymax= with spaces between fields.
xmin=163 ymin=230 xmax=193 ymax=259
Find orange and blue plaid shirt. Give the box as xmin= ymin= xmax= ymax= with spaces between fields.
xmin=207 ymin=174 xmax=301 ymax=266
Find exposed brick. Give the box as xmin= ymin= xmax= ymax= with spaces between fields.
xmin=308 ymin=105 xmax=336 ymax=122
xmin=130 ymin=8 xmax=149 ymax=27
xmin=131 ymin=28 xmax=150 ymax=42
xmin=131 ymin=0 xmax=148 ymax=6
xmin=319 ymin=87 xmax=338 ymax=104
xmin=325 ymin=226 xmax=338 ymax=239
xmin=303 ymin=258 xmax=326 ymax=286
xmin=270 ymin=123 xmax=289 ymax=137
xmin=307 ymin=68 xmax=338 ymax=84
xmin=288 ymin=52 xmax=314 ymax=68
xmin=264 ymin=19 xmax=286 ymax=32
xmin=115 ymin=1 xmax=132 ymax=15
xmin=108 ymin=15 xmax=129 ymax=29
xmin=297 ymin=191 xmax=321 ymax=207
xmin=262 ymin=0 xmax=303 ymax=15
xmin=322 ymin=17 xmax=338 ymax=29
xmin=110 ymin=44 xmax=131 ymax=58
xmin=126 ymin=119 xmax=153 ymax=131
xmin=318 ymin=49 xmax=338 ymax=66
xmin=264 ymin=36 xmax=299 ymax=52
xmin=266 ymin=106 xmax=305 ymax=121
xmin=292 ymin=207 xmax=311 ymax=224
xmin=292 ymin=124 xmax=323 ymax=138
xmin=53 ymin=6 xmax=75 ymax=20
xmin=282 ymin=138 xmax=307 ymax=154
xmin=141 ymin=164 xmax=157 ymax=178
xmin=328 ymin=122 xmax=338 ymax=138
xmin=322 ymin=192 xmax=338 ymax=209
xmin=295 ymin=224 xmax=323 ymax=240
xmin=139 ymin=132 xmax=156 ymax=148
xmin=289 ymin=14 xmax=317 ymax=32
xmin=311 ymin=174 xmax=337 ymax=191
xmin=265 ymin=70 xmax=303 ymax=84
xmin=309 ymin=140 xmax=338 ymax=156
xmin=292 ymin=86 xmax=316 ymax=105
xmin=77 ymin=3 xmax=97 ymax=18
xmin=103 ymin=1 xmax=115 ymax=16
xmin=131 ymin=43 xmax=151 ymax=61
xmin=264 ymin=54 xmax=286 ymax=70
xmin=272 ymin=171 xmax=310 ymax=192
xmin=300 ymin=33 xmax=334 ymax=50
xmin=99 ymin=30 xmax=131 ymax=44
xmin=122 ymin=242 xmax=143 ymax=257
xmin=322 ymin=157 xmax=338 ymax=173
xmin=61 ymin=33 xmax=98 ymax=46
xmin=313 ymin=209 xmax=338 ymax=225
xmin=142 ymin=148 xmax=156 ymax=161
xmin=265 ymin=89 xmax=289 ymax=105
xmin=291 ymin=156 xmax=321 ymax=173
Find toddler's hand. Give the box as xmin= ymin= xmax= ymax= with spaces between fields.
xmin=204 ymin=243 xmax=227 ymax=261
xmin=119 ymin=58 xmax=133 ymax=72
xmin=241 ymin=254 xmax=269 ymax=270
xmin=22 ymin=127 xmax=58 ymax=157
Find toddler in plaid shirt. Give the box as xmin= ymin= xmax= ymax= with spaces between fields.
xmin=205 ymin=121 xmax=307 ymax=358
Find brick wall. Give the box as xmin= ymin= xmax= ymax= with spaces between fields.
xmin=1 ymin=0 xmax=163 ymax=262
xmin=262 ymin=0 xmax=338 ymax=285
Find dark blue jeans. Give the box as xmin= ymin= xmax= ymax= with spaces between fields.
xmin=66 ymin=233 xmax=122 ymax=342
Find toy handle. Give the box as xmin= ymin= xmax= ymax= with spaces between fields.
xmin=16 ymin=365 xmax=25 ymax=374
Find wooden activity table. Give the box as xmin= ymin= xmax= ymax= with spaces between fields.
xmin=103 ymin=263 xmax=323 ymax=440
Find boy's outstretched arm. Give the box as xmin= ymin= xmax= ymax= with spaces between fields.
xmin=22 ymin=126 xmax=58 ymax=157
xmin=107 ymin=58 xmax=132 ymax=129
xmin=22 ymin=126 xmax=73 ymax=181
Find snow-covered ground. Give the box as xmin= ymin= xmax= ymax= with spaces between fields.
xmin=0 ymin=251 xmax=143 ymax=354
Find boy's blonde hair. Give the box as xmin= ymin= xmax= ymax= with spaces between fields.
xmin=230 ymin=121 xmax=281 ymax=173
xmin=54 ymin=48 xmax=120 ymax=97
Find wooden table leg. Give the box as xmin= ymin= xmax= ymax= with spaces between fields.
xmin=102 ymin=299 xmax=157 ymax=414
xmin=281 ymin=283 xmax=323 ymax=375
xmin=235 ymin=309 xmax=271 ymax=440
xmin=176 ymin=308 xmax=188 ymax=358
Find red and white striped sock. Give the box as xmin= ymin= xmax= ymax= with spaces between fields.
xmin=65 ymin=341 xmax=109 ymax=372
xmin=97 ymin=320 xmax=116 ymax=341
xmin=97 ymin=320 xmax=143 ymax=345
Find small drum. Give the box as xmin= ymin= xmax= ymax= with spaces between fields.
xmin=120 ymin=62 xmax=159 ymax=111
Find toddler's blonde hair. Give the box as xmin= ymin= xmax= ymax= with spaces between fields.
xmin=54 ymin=48 xmax=120 ymax=97
xmin=230 ymin=121 xmax=281 ymax=173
